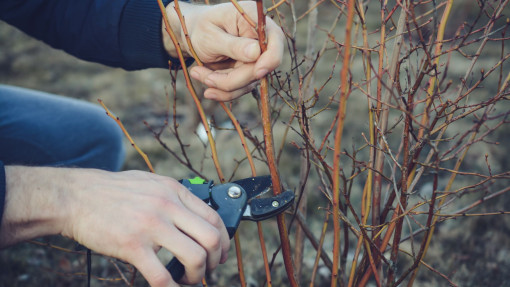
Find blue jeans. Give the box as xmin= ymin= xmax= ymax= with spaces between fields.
xmin=0 ymin=85 xmax=125 ymax=171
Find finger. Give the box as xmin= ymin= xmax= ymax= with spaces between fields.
xmin=254 ymin=18 xmax=285 ymax=77
xmin=180 ymin=194 xmax=229 ymax=264
xmin=174 ymin=187 xmax=230 ymax=266
xmin=155 ymin=224 xmax=208 ymax=284
xmin=171 ymin=206 xmax=223 ymax=272
xmin=208 ymin=2 xmax=258 ymax=39
xmin=204 ymin=82 xmax=258 ymax=102
xmin=190 ymin=64 xmax=256 ymax=93
xmin=130 ymin=248 xmax=178 ymax=287
xmin=200 ymin=25 xmax=261 ymax=63
xmin=157 ymin=177 xmax=229 ymax=264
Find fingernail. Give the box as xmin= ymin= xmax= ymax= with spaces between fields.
xmin=190 ymin=69 xmax=200 ymax=80
xmin=256 ymin=69 xmax=268 ymax=79
xmin=244 ymin=43 xmax=259 ymax=59
xmin=205 ymin=78 xmax=216 ymax=88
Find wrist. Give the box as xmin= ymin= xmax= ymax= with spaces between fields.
xmin=0 ymin=166 xmax=70 ymax=247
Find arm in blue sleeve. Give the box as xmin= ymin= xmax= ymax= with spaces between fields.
xmin=0 ymin=0 xmax=187 ymax=70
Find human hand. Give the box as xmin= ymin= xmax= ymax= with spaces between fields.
xmin=0 ymin=166 xmax=229 ymax=287
xmin=162 ymin=1 xmax=284 ymax=101
xmin=65 ymin=169 xmax=230 ymax=286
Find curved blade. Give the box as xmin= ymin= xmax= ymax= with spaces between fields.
xmin=243 ymin=190 xmax=295 ymax=221
xmin=232 ymin=175 xmax=272 ymax=200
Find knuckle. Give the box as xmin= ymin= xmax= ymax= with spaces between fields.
xmin=204 ymin=228 xmax=222 ymax=251
xmin=185 ymin=249 xmax=207 ymax=283
xmin=178 ymin=187 xmax=201 ymax=204
xmin=140 ymin=212 xmax=163 ymax=228
xmin=207 ymin=210 xmax=224 ymax=229
xmin=119 ymin=236 xmax=145 ymax=258
xmin=191 ymin=248 xmax=207 ymax=268
xmin=155 ymin=197 xmax=178 ymax=211
xmin=159 ymin=201 xmax=187 ymax=221
xmin=156 ymin=174 xmax=179 ymax=187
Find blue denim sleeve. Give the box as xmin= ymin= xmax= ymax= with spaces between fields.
xmin=0 ymin=161 xmax=5 ymax=232
xmin=0 ymin=0 xmax=189 ymax=70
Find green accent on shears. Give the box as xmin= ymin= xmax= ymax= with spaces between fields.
xmin=189 ymin=176 xmax=206 ymax=184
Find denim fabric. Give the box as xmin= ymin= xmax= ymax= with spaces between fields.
xmin=0 ymin=85 xmax=125 ymax=171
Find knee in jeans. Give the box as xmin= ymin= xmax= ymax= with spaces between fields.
xmin=93 ymin=114 xmax=126 ymax=171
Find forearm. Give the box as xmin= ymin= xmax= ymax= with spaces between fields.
xmin=0 ymin=166 xmax=229 ymax=286
xmin=0 ymin=0 xmax=177 ymax=70
xmin=0 ymin=166 xmax=69 ymax=248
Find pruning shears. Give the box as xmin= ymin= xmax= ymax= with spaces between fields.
xmin=166 ymin=175 xmax=295 ymax=281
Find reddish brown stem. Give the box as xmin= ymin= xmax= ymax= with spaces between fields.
xmin=331 ymin=0 xmax=355 ymax=285
xmin=255 ymin=0 xmax=298 ymax=285
xmin=98 ymin=99 xmax=155 ymax=173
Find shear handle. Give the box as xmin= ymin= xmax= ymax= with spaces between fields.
xmin=166 ymin=182 xmax=247 ymax=282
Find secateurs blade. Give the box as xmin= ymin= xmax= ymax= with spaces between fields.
xmin=165 ymin=175 xmax=295 ymax=282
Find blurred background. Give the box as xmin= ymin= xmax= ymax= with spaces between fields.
xmin=1 ymin=0 xmax=510 ymax=286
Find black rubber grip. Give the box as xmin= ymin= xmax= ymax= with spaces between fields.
xmin=166 ymin=257 xmax=185 ymax=282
